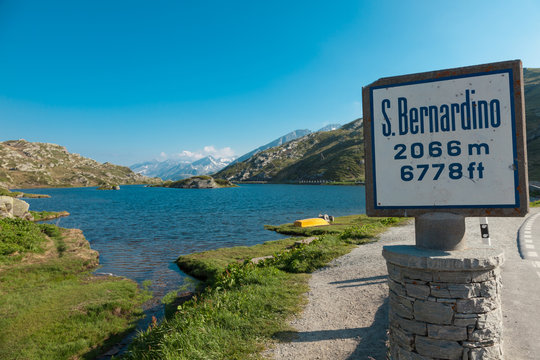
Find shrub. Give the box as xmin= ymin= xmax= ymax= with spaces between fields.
xmin=339 ymin=224 xmax=375 ymax=240
xmin=0 ymin=218 xmax=47 ymax=257
xmin=265 ymin=235 xmax=350 ymax=273
xmin=379 ymin=217 xmax=400 ymax=226
xmin=39 ymin=223 xmax=62 ymax=239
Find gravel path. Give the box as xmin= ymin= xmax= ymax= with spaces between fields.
xmin=268 ymin=209 xmax=540 ymax=360
xmin=268 ymin=222 xmax=415 ymax=360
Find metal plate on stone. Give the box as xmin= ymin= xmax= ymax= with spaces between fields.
xmin=362 ymin=60 xmax=528 ymax=217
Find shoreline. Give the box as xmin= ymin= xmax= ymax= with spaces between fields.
xmin=125 ymin=214 xmax=404 ymax=359
xmin=30 ymin=210 xmax=70 ymax=222
xmin=0 ymin=222 xmax=150 ymax=360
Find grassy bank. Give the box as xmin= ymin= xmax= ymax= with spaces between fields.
xmin=0 ymin=187 xmax=50 ymax=198
xmin=30 ymin=209 xmax=70 ymax=222
xmin=264 ymin=214 xmax=400 ymax=237
xmin=0 ymin=218 xmax=151 ymax=360
xmin=125 ymin=215 xmax=405 ymax=359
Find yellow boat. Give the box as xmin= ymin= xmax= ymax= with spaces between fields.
xmin=294 ymin=218 xmax=330 ymax=228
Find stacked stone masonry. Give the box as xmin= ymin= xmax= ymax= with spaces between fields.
xmin=383 ymin=246 xmax=504 ymax=360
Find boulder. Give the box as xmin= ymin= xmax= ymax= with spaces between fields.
xmin=0 ymin=196 xmax=14 ymax=218
xmin=12 ymin=198 xmax=30 ymax=218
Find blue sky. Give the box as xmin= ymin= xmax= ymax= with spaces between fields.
xmin=1 ymin=0 xmax=539 ymax=166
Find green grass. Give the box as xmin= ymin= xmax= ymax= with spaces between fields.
xmin=126 ymin=267 xmax=308 ymax=360
xmin=126 ymin=214 xmax=404 ymax=359
xmin=0 ymin=188 xmax=49 ymax=198
xmin=0 ymin=218 xmax=49 ymax=260
xmin=264 ymin=234 xmax=357 ymax=274
xmin=264 ymin=214 xmax=403 ymax=237
xmin=0 ymin=188 xmax=22 ymax=197
xmin=21 ymin=192 xmax=51 ymax=198
xmin=176 ymin=237 xmax=299 ymax=283
xmin=532 ymin=200 xmax=540 ymax=207
xmin=0 ymin=220 xmax=151 ymax=360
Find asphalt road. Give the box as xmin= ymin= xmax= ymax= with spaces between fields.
xmin=389 ymin=210 xmax=540 ymax=359
xmin=489 ymin=207 xmax=540 ymax=359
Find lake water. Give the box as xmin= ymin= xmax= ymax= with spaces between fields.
xmin=20 ymin=184 xmax=366 ymax=298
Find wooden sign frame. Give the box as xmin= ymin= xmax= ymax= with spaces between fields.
xmin=362 ymin=60 xmax=528 ymax=217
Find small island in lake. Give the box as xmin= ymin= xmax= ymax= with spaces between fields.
xmin=153 ymin=175 xmax=237 ymax=189
xmin=97 ymin=183 xmax=120 ymax=190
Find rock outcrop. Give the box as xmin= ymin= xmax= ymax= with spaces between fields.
xmin=97 ymin=184 xmax=120 ymax=190
xmin=165 ymin=176 xmax=237 ymax=189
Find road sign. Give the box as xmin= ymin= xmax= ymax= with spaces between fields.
xmin=363 ymin=60 xmax=528 ymax=217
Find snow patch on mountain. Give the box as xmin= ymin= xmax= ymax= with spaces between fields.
xmin=130 ymin=156 xmax=235 ymax=180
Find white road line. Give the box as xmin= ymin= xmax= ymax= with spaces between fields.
xmin=537 ymin=272 xmax=540 ymax=279
xmin=526 ymin=239 xmax=533 ymax=244
xmin=525 ymin=234 xmax=533 ymax=239
xmin=528 ymin=252 xmax=539 ymax=257
xmin=526 ymin=244 xmax=535 ymax=249
xmin=535 ymin=261 xmax=540 ymax=268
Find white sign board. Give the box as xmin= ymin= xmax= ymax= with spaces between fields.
xmin=363 ymin=61 xmax=528 ymax=217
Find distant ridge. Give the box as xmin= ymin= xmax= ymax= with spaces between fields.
xmin=0 ymin=140 xmax=159 ymax=188
xmin=231 ymin=129 xmax=312 ymax=165
xmin=215 ymin=119 xmax=362 ymax=183
xmin=317 ymin=124 xmax=342 ymax=132
xmin=131 ymin=155 xmax=235 ymax=181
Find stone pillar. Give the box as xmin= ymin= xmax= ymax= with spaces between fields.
xmin=383 ymin=245 xmax=504 ymax=360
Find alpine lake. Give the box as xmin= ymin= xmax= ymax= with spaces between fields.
xmin=20 ymin=184 xmax=366 ymax=315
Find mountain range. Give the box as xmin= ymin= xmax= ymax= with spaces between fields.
xmin=215 ymin=120 xmax=362 ymax=183
xmin=131 ymin=156 xmax=235 ymax=181
xmin=130 ymin=125 xmax=341 ymax=180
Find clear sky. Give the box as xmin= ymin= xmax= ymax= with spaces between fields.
xmin=1 ymin=0 xmax=539 ymax=166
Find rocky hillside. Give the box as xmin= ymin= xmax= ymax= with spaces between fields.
xmin=215 ymin=119 xmax=364 ymax=183
xmin=0 ymin=140 xmax=160 ymax=188
xmin=524 ymin=68 xmax=540 ymax=181
xmin=231 ymin=129 xmax=312 ymax=165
